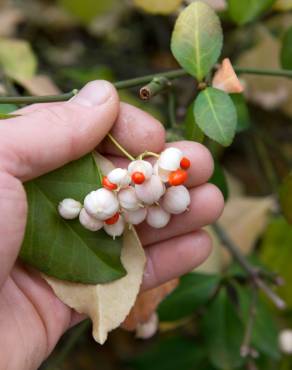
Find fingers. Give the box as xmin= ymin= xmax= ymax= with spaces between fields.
xmin=0 ymin=81 xmax=119 ymax=181
xmin=99 ymin=102 xmax=165 ymax=156
xmin=0 ymin=172 xmax=27 ymax=287
xmin=137 ymin=183 xmax=224 ymax=246
xmin=107 ymin=140 xmax=214 ymax=188
xmin=141 ymin=230 xmax=212 ymax=291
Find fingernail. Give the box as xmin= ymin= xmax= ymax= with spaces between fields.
xmin=71 ymin=80 xmax=112 ymax=107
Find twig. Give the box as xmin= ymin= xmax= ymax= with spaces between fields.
xmin=240 ymin=285 xmax=258 ymax=358
xmin=139 ymin=77 xmax=171 ymax=100
xmin=0 ymin=67 xmax=292 ymax=104
xmin=212 ymin=223 xmax=286 ymax=310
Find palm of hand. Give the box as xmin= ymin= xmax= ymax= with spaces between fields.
xmin=0 ymin=82 xmax=223 ymax=370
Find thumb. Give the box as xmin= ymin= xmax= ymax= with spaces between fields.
xmin=0 ymin=80 xmax=119 ymax=182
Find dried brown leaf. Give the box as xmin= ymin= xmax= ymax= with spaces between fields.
xmin=212 ymin=58 xmax=244 ymax=94
xmin=122 ymin=279 xmax=179 ymax=331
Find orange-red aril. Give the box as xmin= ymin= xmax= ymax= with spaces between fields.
xmin=132 ymin=171 xmax=145 ymax=184
xmin=102 ymin=176 xmax=117 ymax=190
xmin=180 ymin=157 xmax=191 ymax=170
xmin=168 ymin=169 xmax=187 ymax=186
xmin=105 ymin=212 xmax=120 ymax=225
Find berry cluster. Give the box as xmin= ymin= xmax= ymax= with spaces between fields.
xmin=58 ymin=148 xmax=191 ymax=239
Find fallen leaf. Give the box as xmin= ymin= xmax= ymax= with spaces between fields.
xmin=0 ymin=5 xmax=24 ymax=37
xmin=0 ymin=38 xmax=37 ymax=84
xmin=122 ymin=279 xmax=179 ymax=331
xmin=212 ymin=58 xmax=244 ymax=94
xmin=45 ymin=153 xmax=146 ymax=344
xmin=219 ymin=196 xmax=275 ymax=264
xmin=236 ymin=26 xmax=292 ymax=116
xmin=20 ymin=75 xmax=61 ymax=95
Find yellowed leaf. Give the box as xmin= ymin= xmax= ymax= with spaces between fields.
xmin=133 ymin=0 xmax=183 ymax=14
xmin=274 ymin=0 xmax=292 ymax=10
xmin=45 ymin=153 xmax=146 ymax=344
xmin=212 ymin=58 xmax=244 ymax=94
xmin=0 ymin=38 xmax=37 ymax=84
xmin=122 ymin=279 xmax=179 ymax=331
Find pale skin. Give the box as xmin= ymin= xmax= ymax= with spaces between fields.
xmin=0 ymin=81 xmax=224 ymax=370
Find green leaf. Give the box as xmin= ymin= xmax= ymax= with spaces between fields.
xmin=202 ymin=287 xmax=244 ymax=369
xmin=281 ymin=26 xmax=292 ymax=70
xmin=230 ymin=93 xmax=251 ymax=133
xmin=171 ymin=2 xmax=223 ymax=81
xmin=129 ymin=336 xmax=206 ymax=370
xmin=184 ymin=102 xmax=204 ymax=143
xmin=20 ymin=153 xmax=126 ymax=285
xmin=209 ymin=161 xmax=229 ymax=200
xmin=194 ymin=87 xmax=237 ymax=146
xmin=260 ymin=217 xmax=292 ymax=308
xmin=0 ymin=103 xmax=18 ymax=114
xmin=158 ymin=273 xmax=219 ymax=321
xmin=58 ymin=0 xmax=119 ymax=23
xmin=237 ymin=286 xmax=280 ymax=360
xmin=227 ymin=0 xmax=276 ymax=25
xmin=279 ymin=172 xmax=292 ymax=224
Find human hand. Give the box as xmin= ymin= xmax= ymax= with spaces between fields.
xmin=0 ymin=81 xmax=224 ymax=370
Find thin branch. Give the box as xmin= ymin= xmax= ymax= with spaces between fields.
xmin=240 ymin=285 xmax=258 ymax=358
xmin=212 ymin=223 xmax=286 ymax=310
xmin=139 ymin=77 xmax=172 ymax=100
xmin=0 ymin=66 xmax=292 ymax=104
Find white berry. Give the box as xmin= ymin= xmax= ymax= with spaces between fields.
xmin=146 ymin=205 xmax=170 ymax=228
xmin=123 ymin=207 xmax=147 ymax=225
xmin=118 ymin=187 xmax=140 ymax=211
xmin=107 ymin=168 xmax=131 ymax=188
xmin=153 ymin=161 xmax=170 ymax=182
xmin=104 ymin=216 xmax=125 ymax=239
xmin=58 ymin=198 xmax=82 ymax=219
xmin=79 ymin=208 xmax=103 ymax=231
xmin=84 ymin=188 xmax=119 ymax=221
xmin=279 ymin=330 xmax=292 ymax=354
xmin=135 ymin=175 xmax=165 ymax=205
xmin=128 ymin=160 xmax=153 ymax=180
xmin=158 ymin=147 xmax=183 ymax=171
xmin=136 ymin=313 xmax=158 ymax=339
xmin=161 ymin=185 xmax=190 ymax=214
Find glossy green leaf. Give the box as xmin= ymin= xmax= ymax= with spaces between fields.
xmin=129 ymin=336 xmax=206 ymax=370
xmin=158 ymin=273 xmax=219 ymax=321
xmin=227 ymin=0 xmax=276 ymax=25
xmin=194 ymin=87 xmax=237 ymax=146
xmin=237 ymin=286 xmax=280 ymax=360
xmin=209 ymin=161 xmax=229 ymax=200
xmin=202 ymin=287 xmax=244 ymax=369
xmin=230 ymin=93 xmax=251 ymax=133
xmin=281 ymin=27 xmax=292 ymax=70
xmin=171 ymin=2 xmax=223 ymax=81
xmin=58 ymin=0 xmax=119 ymax=23
xmin=20 ymin=153 xmax=126 ymax=284
xmin=0 ymin=103 xmax=18 ymax=114
xmin=279 ymin=172 xmax=292 ymax=224
xmin=260 ymin=217 xmax=292 ymax=307
xmin=184 ymin=102 xmax=204 ymax=143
